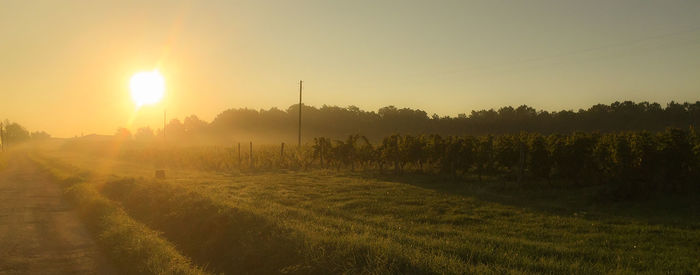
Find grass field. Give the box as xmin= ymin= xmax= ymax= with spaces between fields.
xmin=31 ymin=148 xmax=700 ymax=274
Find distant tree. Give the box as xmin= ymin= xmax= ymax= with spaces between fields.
xmin=153 ymin=101 xmax=699 ymax=144
xmin=183 ymin=115 xmax=207 ymax=133
xmin=3 ymin=121 xmax=30 ymax=144
xmin=115 ymin=128 xmax=132 ymax=140
xmin=134 ymin=127 xmax=155 ymax=142
xmin=165 ymin=119 xmax=186 ymax=139
xmin=30 ymin=131 xmax=51 ymax=140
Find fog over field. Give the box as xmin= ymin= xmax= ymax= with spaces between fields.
xmin=1 ymin=1 xmax=699 ymax=274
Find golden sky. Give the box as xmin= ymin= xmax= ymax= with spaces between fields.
xmin=2 ymin=0 xmax=700 ymax=137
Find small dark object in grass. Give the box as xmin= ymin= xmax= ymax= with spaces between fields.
xmin=155 ymin=170 xmax=166 ymax=179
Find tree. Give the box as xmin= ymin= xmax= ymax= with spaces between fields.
xmin=31 ymin=131 xmax=51 ymax=140
xmin=134 ymin=127 xmax=156 ymax=142
xmin=3 ymin=121 xmax=30 ymax=145
xmin=115 ymin=128 xmax=132 ymax=140
xmin=135 ymin=100 xmax=700 ymax=145
xmin=183 ymin=115 xmax=207 ymax=133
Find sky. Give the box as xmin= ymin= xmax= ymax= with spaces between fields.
xmin=1 ymin=0 xmax=699 ymax=137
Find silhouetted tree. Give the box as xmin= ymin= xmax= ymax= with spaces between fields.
xmin=115 ymin=128 xmax=132 ymax=140
xmin=134 ymin=127 xmax=156 ymax=142
xmin=175 ymin=101 xmax=700 ymax=145
xmin=3 ymin=121 xmax=30 ymax=144
xmin=30 ymin=131 xmax=51 ymax=140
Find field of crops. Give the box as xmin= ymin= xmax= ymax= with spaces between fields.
xmin=31 ymin=145 xmax=700 ymax=274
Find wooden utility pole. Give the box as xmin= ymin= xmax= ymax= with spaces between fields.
xmin=0 ymin=123 xmax=4 ymax=152
xmin=249 ymin=141 xmax=254 ymax=169
xmin=298 ymin=80 xmax=303 ymax=147
xmin=163 ymin=109 xmax=166 ymax=142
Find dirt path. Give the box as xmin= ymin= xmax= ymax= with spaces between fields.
xmin=0 ymin=154 xmax=115 ymax=274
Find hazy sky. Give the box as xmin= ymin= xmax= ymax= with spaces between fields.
xmin=2 ymin=0 xmax=700 ymax=137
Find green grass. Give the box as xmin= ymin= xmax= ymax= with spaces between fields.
xmin=105 ymin=172 xmax=700 ymax=273
xmin=30 ymin=154 xmax=209 ymax=275
xmin=36 ymin=149 xmax=700 ymax=274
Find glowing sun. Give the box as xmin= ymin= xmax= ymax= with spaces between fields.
xmin=130 ymin=70 xmax=165 ymax=107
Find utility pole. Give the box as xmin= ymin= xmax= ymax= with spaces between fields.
xmin=163 ymin=109 xmax=166 ymax=142
xmin=0 ymin=122 xmax=4 ymax=152
xmin=298 ymin=80 xmax=303 ymax=147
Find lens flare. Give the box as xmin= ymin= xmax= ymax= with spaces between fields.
xmin=130 ymin=70 xmax=165 ymax=107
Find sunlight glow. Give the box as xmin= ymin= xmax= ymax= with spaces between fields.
xmin=130 ymin=70 xmax=165 ymax=107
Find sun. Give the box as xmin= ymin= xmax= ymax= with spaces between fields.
xmin=130 ymin=70 xmax=165 ymax=107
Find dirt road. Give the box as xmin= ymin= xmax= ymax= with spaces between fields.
xmin=0 ymin=154 xmax=115 ymax=274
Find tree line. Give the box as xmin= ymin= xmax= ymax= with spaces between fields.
xmin=127 ymin=100 xmax=700 ymax=144
xmin=0 ymin=120 xmax=51 ymax=149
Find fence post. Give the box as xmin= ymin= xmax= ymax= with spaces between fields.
xmin=280 ymin=142 xmax=285 ymax=169
xmin=249 ymin=141 xmax=254 ymax=170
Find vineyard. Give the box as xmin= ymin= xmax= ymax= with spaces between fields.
xmin=33 ymin=137 xmax=700 ymax=274
xmin=34 ymin=126 xmax=699 ymax=273
xmin=102 ymin=128 xmax=700 ymax=198
xmin=5 ymin=1 xmax=700 ymax=272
